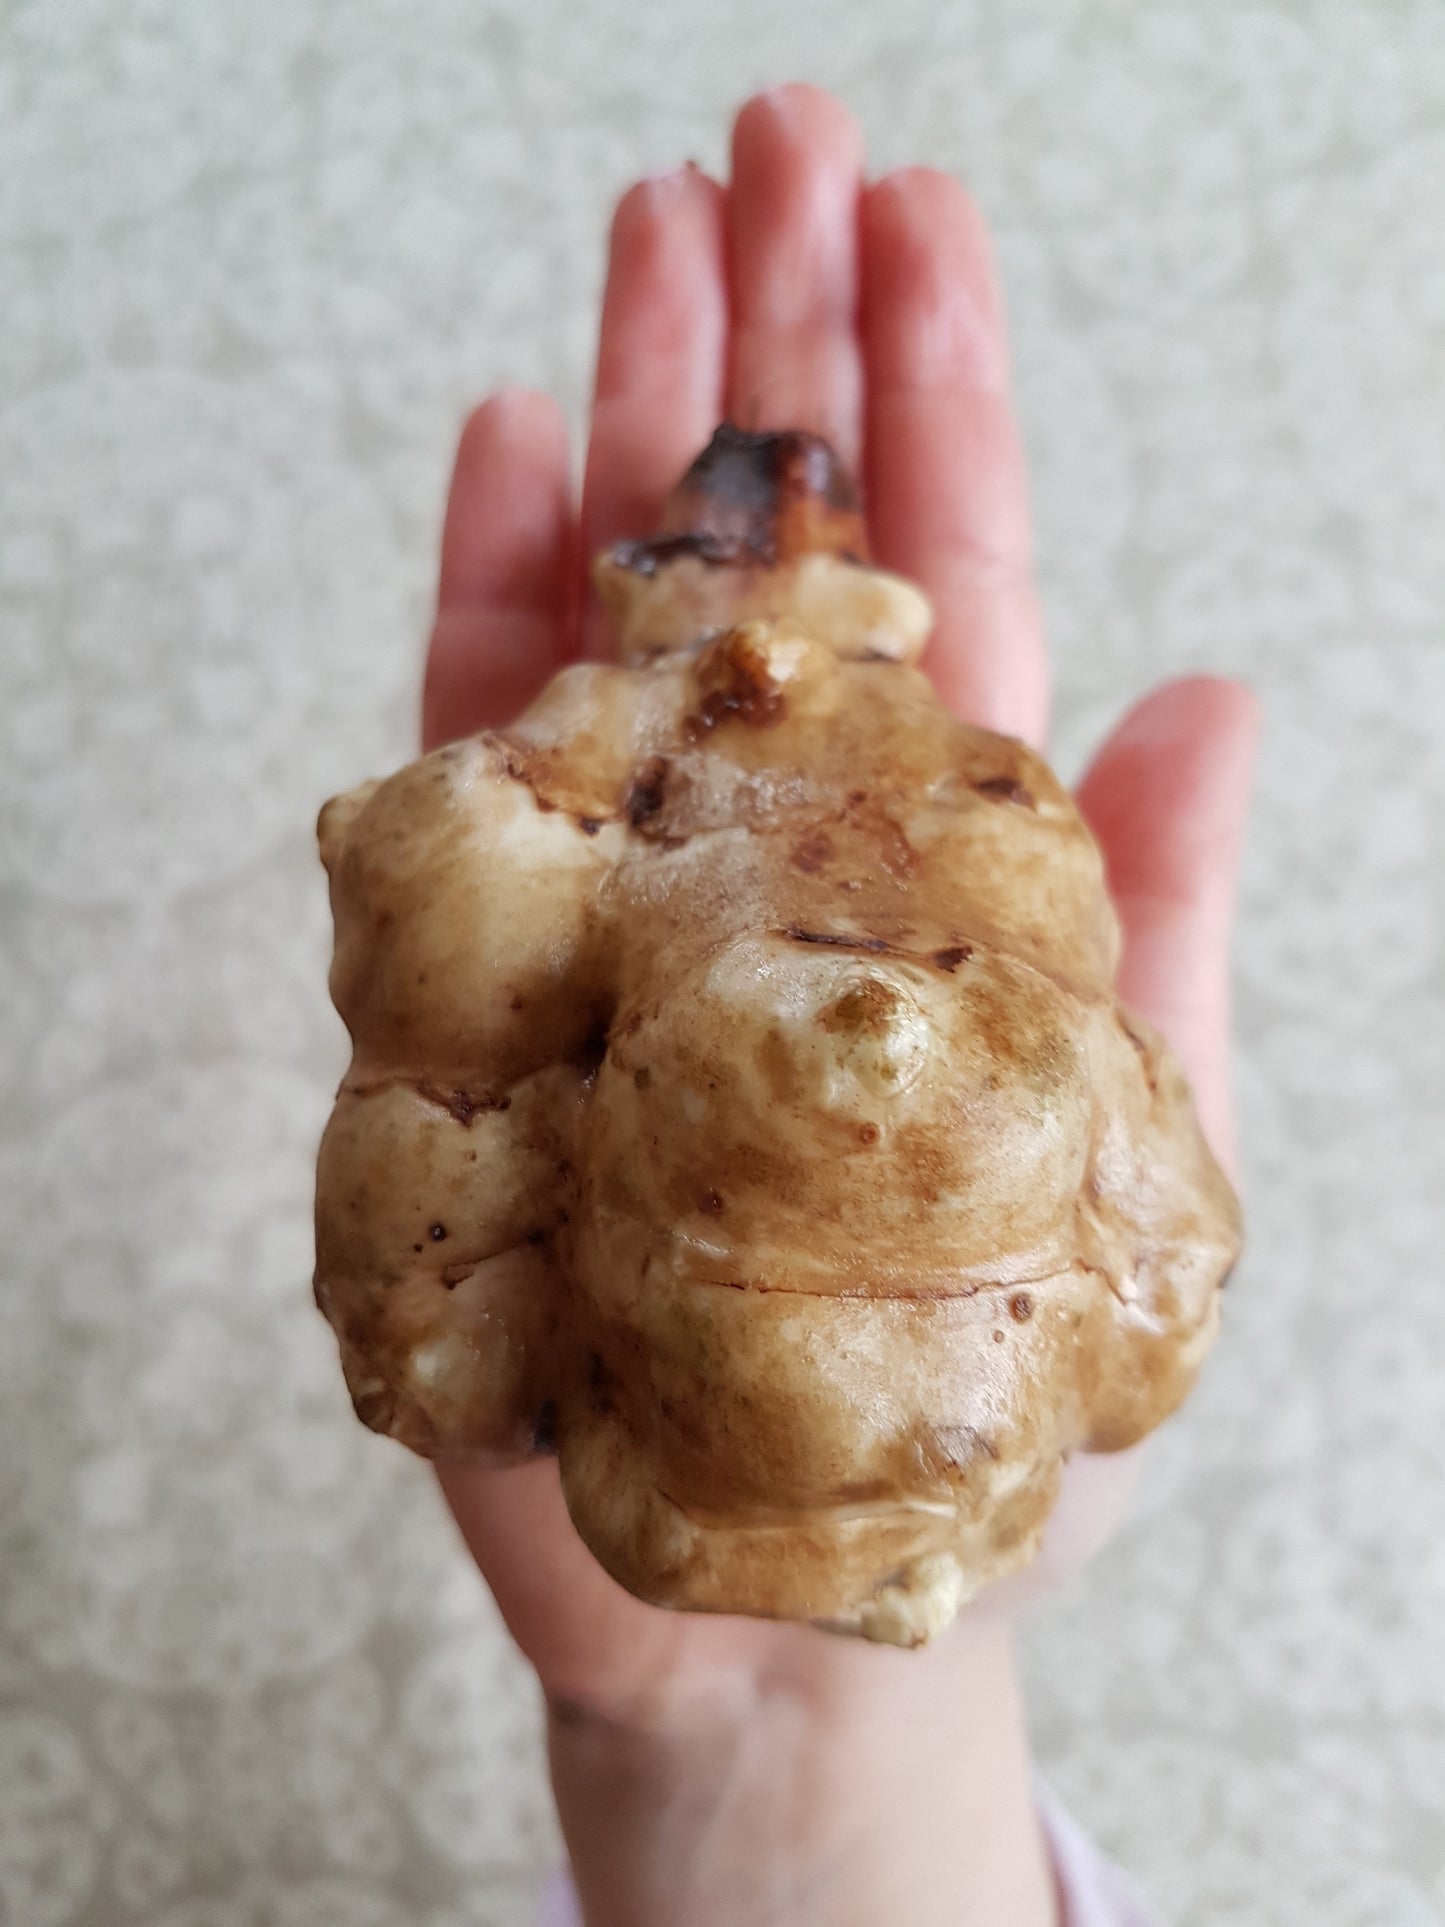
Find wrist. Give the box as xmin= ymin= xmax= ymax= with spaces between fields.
xmin=544 ymin=1610 xmax=1057 ymax=1927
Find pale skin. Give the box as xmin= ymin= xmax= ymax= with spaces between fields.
xmin=420 ymin=85 xmax=1258 ymax=1927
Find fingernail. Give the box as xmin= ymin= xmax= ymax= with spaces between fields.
xmin=637 ymin=162 xmax=693 ymax=199
xmin=752 ymin=81 xmax=815 ymax=128
xmin=480 ymin=386 xmax=538 ymax=434
xmin=1109 ymin=676 xmax=1257 ymax=752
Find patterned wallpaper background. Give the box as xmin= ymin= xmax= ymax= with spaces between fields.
xmin=2 ymin=2 xmax=1442 ymax=1922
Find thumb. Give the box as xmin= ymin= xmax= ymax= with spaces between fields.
xmin=1076 ymin=676 xmax=1259 ymax=1180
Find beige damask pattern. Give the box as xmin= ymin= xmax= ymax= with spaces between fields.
xmin=3 ymin=2 xmax=1442 ymax=1922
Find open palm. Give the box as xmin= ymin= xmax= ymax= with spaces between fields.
xmin=420 ymin=86 xmax=1256 ymax=1726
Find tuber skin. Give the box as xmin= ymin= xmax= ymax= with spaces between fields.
xmin=315 ymin=424 xmax=1241 ymax=1648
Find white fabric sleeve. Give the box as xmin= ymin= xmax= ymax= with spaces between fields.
xmin=1032 ymin=1777 xmax=1157 ymax=1926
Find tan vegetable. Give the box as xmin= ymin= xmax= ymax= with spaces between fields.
xmin=315 ymin=426 xmax=1241 ymax=1647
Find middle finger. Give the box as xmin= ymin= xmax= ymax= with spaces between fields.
xmin=725 ymin=86 xmax=867 ymax=470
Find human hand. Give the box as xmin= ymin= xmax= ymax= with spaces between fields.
xmin=421 ymin=84 xmax=1256 ymax=1927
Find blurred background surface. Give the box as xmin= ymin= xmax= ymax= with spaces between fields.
xmin=3 ymin=3 xmax=1443 ymax=1922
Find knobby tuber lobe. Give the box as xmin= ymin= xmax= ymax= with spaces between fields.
xmin=314 ymin=425 xmax=1241 ymax=1646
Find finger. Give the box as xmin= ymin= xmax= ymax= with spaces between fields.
xmin=580 ymin=165 xmax=728 ymax=654
xmin=422 ymin=389 xmax=573 ymax=751
xmin=726 ymin=85 xmax=866 ymax=468
xmin=436 ymin=1458 xmax=689 ymax=1706
xmin=1076 ymin=676 xmax=1260 ymax=1176
xmin=977 ymin=1442 xmax=1149 ymax=1618
xmin=861 ymin=169 xmax=1047 ymax=746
